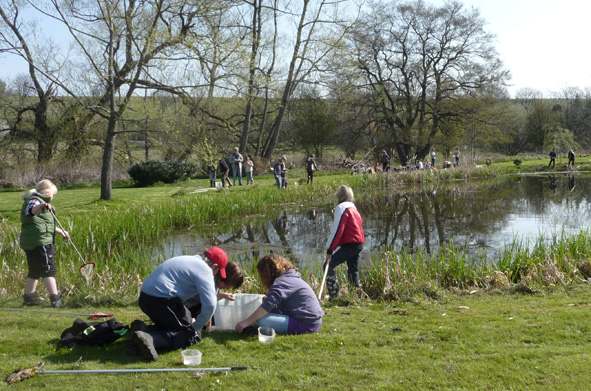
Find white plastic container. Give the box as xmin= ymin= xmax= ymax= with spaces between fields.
xmin=213 ymin=293 xmax=264 ymax=331
xmin=181 ymin=349 xmax=202 ymax=366
xmin=258 ymin=327 xmax=276 ymax=344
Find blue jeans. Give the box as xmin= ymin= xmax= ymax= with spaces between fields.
xmin=256 ymin=314 xmax=289 ymax=334
xmin=274 ymin=175 xmax=283 ymax=188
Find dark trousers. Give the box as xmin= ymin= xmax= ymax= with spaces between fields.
xmin=307 ymin=170 xmax=314 ymax=184
xmin=138 ymin=292 xmax=199 ymax=350
xmin=326 ymin=243 xmax=363 ymax=299
xmin=548 ymin=158 xmax=555 ymax=168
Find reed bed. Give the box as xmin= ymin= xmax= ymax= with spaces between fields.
xmin=2 ymin=173 xmax=591 ymax=304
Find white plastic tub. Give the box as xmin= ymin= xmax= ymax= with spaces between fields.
xmin=181 ymin=349 xmax=202 ymax=366
xmin=213 ymin=293 xmax=264 ymax=331
xmin=258 ymin=327 xmax=276 ymax=344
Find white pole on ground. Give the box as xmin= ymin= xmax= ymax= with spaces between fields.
xmin=317 ymin=261 xmax=330 ymax=301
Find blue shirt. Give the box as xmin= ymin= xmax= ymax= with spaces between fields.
xmin=141 ymin=255 xmax=217 ymax=332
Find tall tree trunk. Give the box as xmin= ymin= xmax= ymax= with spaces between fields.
xmin=100 ymin=117 xmax=116 ymax=200
xmin=34 ymin=96 xmax=57 ymax=162
xmin=239 ymin=0 xmax=262 ymax=153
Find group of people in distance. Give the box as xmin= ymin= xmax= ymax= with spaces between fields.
xmin=548 ymin=148 xmax=576 ymax=169
xmin=18 ymin=178 xmax=365 ymax=362
xmin=209 ymin=148 xmax=320 ymax=189
xmin=210 ymin=147 xmax=255 ymax=188
xmin=379 ymin=148 xmax=460 ymax=172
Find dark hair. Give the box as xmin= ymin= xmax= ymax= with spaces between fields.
xmin=224 ymin=262 xmax=244 ymax=289
xmin=257 ymin=255 xmax=295 ymax=290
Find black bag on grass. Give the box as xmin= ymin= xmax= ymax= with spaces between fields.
xmin=59 ymin=318 xmax=129 ymax=348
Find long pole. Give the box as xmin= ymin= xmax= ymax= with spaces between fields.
xmin=41 ymin=367 xmax=248 ymax=375
xmin=49 ymin=210 xmax=87 ymax=266
xmin=317 ymin=261 xmax=330 ymax=300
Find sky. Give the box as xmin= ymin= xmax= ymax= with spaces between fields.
xmin=1 ymin=0 xmax=590 ymax=97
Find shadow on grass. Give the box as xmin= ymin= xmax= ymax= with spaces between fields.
xmin=43 ymin=339 xmax=143 ymax=366
xmin=207 ymin=330 xmax=254 ymax=345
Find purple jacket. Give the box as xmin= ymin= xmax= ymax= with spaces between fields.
xmin=261 ymin=269 xmax=324 ymax=325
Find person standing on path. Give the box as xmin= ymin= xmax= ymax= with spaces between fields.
xmin=244 ymin=155 xmax=255 ymax=185
xmin=306 ymin=154 xmax=318 ymax=184
xmin=324 ymin=185 xmax=366 ymax=300
xmin=131 ymin=247 xmax=244 ymax=361
xmin=231 ymin=147 xmax=243 ymax=186
xmin=431 ymin=149 xmax=437 ymax=168
xmin=548 ymin=150 xmax=557 ymax=169
xmin=218 ymin=157 xmax=232 ymax=188
xmin=20 ymin=179 xmax=70 ymax=308
xmin=568 ymin=149 xmax=576 ymax=168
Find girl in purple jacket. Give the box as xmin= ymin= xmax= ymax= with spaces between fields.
xmin=235 ymin=255 xmax=324 ymax=335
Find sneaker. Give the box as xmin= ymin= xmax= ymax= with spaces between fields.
xmin=132 ymin=331 xmax=158 ymax=361
xmin=49 ymin=294 xmax=63 ymax=308
xmin=23 ymin=293 xmax=42 ymax=306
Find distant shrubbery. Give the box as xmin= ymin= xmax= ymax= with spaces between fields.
xmin=128 ymin=160 xmax=199 ymax=187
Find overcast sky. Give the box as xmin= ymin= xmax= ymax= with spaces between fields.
xmin=1 ymin=0 xmax=590 ymax=97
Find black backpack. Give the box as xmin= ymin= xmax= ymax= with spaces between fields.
xmin=59 ymin=318 xmax=128 ymax=348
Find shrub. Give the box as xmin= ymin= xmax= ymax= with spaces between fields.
xmin=128 ymin=160 xmax=199 ymax=187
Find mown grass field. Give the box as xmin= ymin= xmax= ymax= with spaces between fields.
xmin=1 ymin=286 xmax=590 ymax=390
xmin=2 ymin=158 xmax=591 ymax=389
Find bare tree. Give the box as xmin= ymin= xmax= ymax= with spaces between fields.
xmin=0 ymin=1 xmax=74 ymax=162
xmin=35 ymin=0 xmax=202 ymax=199
xmin=349 ymin=0 xmax=507 ymax=165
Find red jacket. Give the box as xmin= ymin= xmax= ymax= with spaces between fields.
xmin=326 ymin=202 xmax=365 ymax=255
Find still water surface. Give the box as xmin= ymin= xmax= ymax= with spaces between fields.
xmin=154 ymin=174 xmax=591 ymax=266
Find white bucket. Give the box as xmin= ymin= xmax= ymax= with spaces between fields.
xmin=258 ymin=327 xmax=276 ymax=344
xmin=213 ymin=293 xmax=264 ymax=331
xmin=181 ymin=349 xmax=202 ymax=366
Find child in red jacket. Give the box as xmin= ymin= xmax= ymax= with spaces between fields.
xmin=324 ymin=185 xmax=365 ymax=299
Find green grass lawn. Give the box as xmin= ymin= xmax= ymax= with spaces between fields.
xmin=1 ymin=286 xmax=591 ymax=390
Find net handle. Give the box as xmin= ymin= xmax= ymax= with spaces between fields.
xmin=49 ymin=210 xmax=89 ymax=267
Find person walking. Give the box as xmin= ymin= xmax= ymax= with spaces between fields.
xmin=218 ymin=157 xmax=232 ymax=187
xmin=306 ymin=154 xmax=318 ymax=184
xmin=235 ymin=254 xmax=324 ymax=335
xmin=548 ymin=150 xmax=557 ymax=169
xmin=20 ymin=179 xmax=70 ymax=308
xmin=244 ymin=155 xmax=255 ymax=185
xmin=324 ymin=185 xmax=366 ymax=300
xmin=568 ymin=149 xmax=576 ymax=168
xmin=206 ymin=161 xmax=216 ymax=188
xmin=231 ymin=147 xmax=243 ymax=186
xmin=273 ymin=158 xmax=283 ymax=189
xmin=280 ymin=157 xmax=288 ymax=188
xmin=380 ymin=149 xmax=390 ymax=172
xmin=131 ymin=247 xmax=244 ymax=361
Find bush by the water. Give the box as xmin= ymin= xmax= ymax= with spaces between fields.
xmin=128 ymin=160 xmax=199 ymax=186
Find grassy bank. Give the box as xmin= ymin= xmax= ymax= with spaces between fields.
xmin=1 ymin=286 xmax=591 ymax=390
xmin=2 ymin=164 xmax=591 ymax=303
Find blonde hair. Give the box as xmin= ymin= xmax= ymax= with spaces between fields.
xmin=35 ymin=179 xmax=58 ymax=198
xmin=336 ymin=185 xmax=354 ymax=203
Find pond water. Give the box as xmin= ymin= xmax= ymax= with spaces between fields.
xmin=154 ymin=173 xmax=591 ymax=267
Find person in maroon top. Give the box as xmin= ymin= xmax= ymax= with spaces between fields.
xmin=324 ymin=185 xmax=365 ymax=299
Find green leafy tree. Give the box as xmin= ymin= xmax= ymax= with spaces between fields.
xmin=291 ymin=92 xmax=336 ymax=157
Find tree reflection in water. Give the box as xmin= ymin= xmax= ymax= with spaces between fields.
xmin=156 ymin=174 xmax=591 ymax=266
